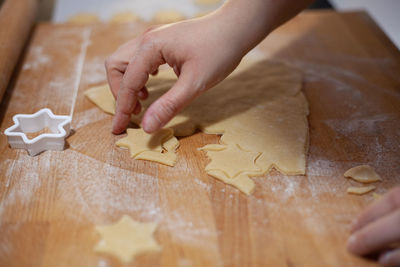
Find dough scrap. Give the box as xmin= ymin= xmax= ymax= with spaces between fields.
xmin=372 ymin=192 xmax=382 ymax=200
xmin=94 ymin=215 xmax=161 ymax=263
xmin=200 ymin=144 xmax=261 ymax=178
xmin=85 ymin=59 xmax=309 ymax=194
xmin=67 ymin=13 xmax=100 ymax=24
xmin=109 ymin=12 xmax=141 ymax=24
xmin=347 ymin=186 xmax=376 ymax=195
xmin=344 ymin=165 xmax=381 ymax=183
xmin=116 ymin=128 xmax=179 ymax=166
xmin=152 ymin=10 xmax=185 ymax=24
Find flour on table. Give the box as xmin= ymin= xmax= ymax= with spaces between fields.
xmin=95 ymin=215 xmax=161 ymax=263
xmin=84 ymin=59 xmax=309 ymax=195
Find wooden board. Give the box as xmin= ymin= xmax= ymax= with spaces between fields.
xmin=1 ymin=11 xmax=400 ymax=267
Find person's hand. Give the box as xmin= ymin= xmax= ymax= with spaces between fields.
xmin=105 ymin=0 xmax=313 ymax=134
xmin=347 ymin=186 xmax=400 ymax=266
xmin=106 ymin=13 xmax=246 ymax=134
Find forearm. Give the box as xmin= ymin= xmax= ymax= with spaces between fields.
xmin=213 ymin=0 xmax=313 ymax=55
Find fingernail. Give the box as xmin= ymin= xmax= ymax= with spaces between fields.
xmin=379 ymin=251 xmax=393 ymax=265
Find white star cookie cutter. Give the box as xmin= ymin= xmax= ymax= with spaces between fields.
xmin=4 ymin=108 xmax=71 ymax=156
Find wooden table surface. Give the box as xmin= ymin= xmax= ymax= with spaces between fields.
xmin=1 ymin=11 xmax=399 ymax=267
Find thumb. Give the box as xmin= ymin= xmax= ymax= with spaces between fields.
xmin=142 ymin=67 xmax=202 ymax=133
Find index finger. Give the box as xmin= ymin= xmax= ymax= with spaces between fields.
xmin=351 ymin=186 xmax=400 ymax=233
xmin=112 ymin=39 xmax=165 ymax=134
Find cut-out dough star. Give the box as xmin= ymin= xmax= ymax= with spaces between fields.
xmin=94 ymin=215 xmax=161 ymax=263
xmin=207 ymin=169 xmax=256 ymax=195
xmin=200 ymin=143 xmax=261 ymax=178
xmin=116 ymin=128 xmax=179 ymax=166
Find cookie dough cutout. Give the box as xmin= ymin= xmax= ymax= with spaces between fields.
xmin=152 ymin=10 xmax=185 ymax=24
xmin=116 ymin=128 xmax=179 ymax=166
xmin=347 ymin=185 xmax=376 ymax=195
xmin=200 ymin=144 xmax=261 ymax=178
xmin=84 ymin=84 xmax=115 ymax=115
xmin=109 ymin=12 xmax=141 ymax=24
xmin=344 ymin=165 xmax=381 ymax=183
xmin=207 ymin=170 xmax=255 ymax=195
xmin=95 ymin=215 xmax=161 ymax=263
xmin=68 ymin=13 xmax=100 ymax=24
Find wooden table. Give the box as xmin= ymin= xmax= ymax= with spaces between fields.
xmin=1 ymin=11 xmax=399 ymax=267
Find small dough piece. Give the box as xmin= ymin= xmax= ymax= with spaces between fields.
xmin=116 ymin=128 xmax=179 ymax=166
xmin=152 ymin=10 xmax=185 ymax=24
xmin=347 ymin=186 xmax=376 ymax=195
xmin=68 ymin=13 xmax=100 ymax=24
xmin=344 ymin=165 xmax=381 ymax=183
xmin=109 ymin=12 xmax=141 ymax=24
xmin=200 ymin=144 xmax=261 ymax=178
xmin=373 ymin=192 xmax=382 ymax=200
xmin=207 ymin=170 xmax=255 ymax=195
xmin=136 ymin=151 xmax=177 ymax=167
xmin=84 ymin=84 xmax=115 ymax=115
xmin=95 ymin=215 xmax=161 ymax=263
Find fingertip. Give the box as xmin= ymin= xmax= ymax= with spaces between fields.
xmin=347 ymin=233 xmax=362 ymax=254
xmin=142 ymin=112 xmax=162 ymax=134
xmin=112 ymin=112 xmax=130 ymax=134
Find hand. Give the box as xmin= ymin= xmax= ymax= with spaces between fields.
xmin=347 ymin=186 xmax=400 ymax=266
xmin=105 ymin=13 xmax=246 ymax=134
xmin=105 ymin=0 xmax=313 ymax=134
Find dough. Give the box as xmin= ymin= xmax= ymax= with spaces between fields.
xmin=84 ymin=84 xmax=115 ymax=115
xmin=373 ymin=192 xmax=382 ymax=200
xmin=85 ymin=60 xmax=309 ymax=194
xmin=347 ymin=186 xmax=376 ymax=195
xmin=67 ymin=13 xmax=100 ymax=24
xmin=344 ymin=165 xmax=381 ymax=183
xmin=116 ymin=128 xmax=179 ymax=166
xmin=109 ymin=12 xmax=141 ymax=24
xmin=94 ymin=215 xmax=161 ymax=263
xmin=200 ymin=144 xmax=261 ymax=178
xmin=194 ymin=0 xmax=221 ymax=5
xmin=152 ymin=10 xmax=185 ymax=24
xmin=207 ymin=170 xmax=256 ymax=195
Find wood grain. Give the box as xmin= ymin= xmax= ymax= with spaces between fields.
xmin=1 ymin=11 xmax=400 ymax=267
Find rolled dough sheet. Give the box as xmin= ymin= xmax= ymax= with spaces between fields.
xmin=109 ymin=12 xmax=141 ymax=24
xmin=94 ymin=215 xmax=161 ymax=263
xmin=152 ymin=10 xmax=186 ymax=24
xmin=84 ymin=60 xmax=309 ymax=194
xmin=116 ymin=128 xmax=179 ymax=166
xmin=347 ymin=185 xmax=376 ymax=195
xmin=344 ymin=165 xmax=381 ymax=183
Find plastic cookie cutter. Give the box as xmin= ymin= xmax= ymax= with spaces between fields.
xmin=4 ymin=108 xmax=71 ymax=156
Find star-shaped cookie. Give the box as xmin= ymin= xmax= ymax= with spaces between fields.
xmin=200 ymin=143 xmax=261 ymax=178
xmin=94 ymin=215 xmax=161 ymax=263
xmin=116 ymin=128 xmax=179 ymax=166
